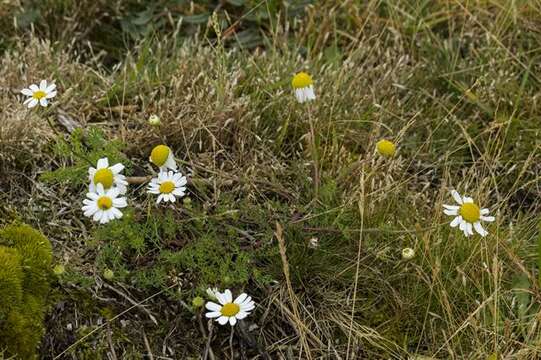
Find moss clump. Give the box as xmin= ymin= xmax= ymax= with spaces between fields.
xmin=0 ymin=224 xmax=53 ymax=359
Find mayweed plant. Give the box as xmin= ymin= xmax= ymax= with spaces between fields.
xmin=88 ymin=157 xmax=128 ymax=194
xmin=205 ymin=289 xmax=255 ymax=326
xmin=21 ymin=80 xmax=57 ymax=108
xmin=147 ymin=170 xmax=187 ymax=204
xmin=291 ymin=72 xmax=316 ymax=103
xmin=443 ymin=190 xmax=495 ymax=237
xmin=82 ymin=183 xmax=127 ymax=224
xmin=376 ymin=139 xmax=396 ymax=157
xmin=150 ymin=144 xmax=177 ymax=171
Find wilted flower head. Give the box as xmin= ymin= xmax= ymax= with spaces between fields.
xmin=291 ymin=72 xmax=316 ymax=103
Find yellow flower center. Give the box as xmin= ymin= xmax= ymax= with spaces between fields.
xmin=94 ymin=168 xmax=114 ymax=189
xmin=460 ymin=203 xmax=480 ymax=223
xmin=291 ymin=72 xmax=313 ymax=89
xmin=150 ymin=145 xmax=170 ymax=166
xmin=97 ymin=196 xmax=113 ymax=210
xmin=221 ymin=303 xmax=240 ymax=317
xmin=376 ymin=139 xmax=396 ymax=157
xmin=33 ymin=90 xmax=46 ymax=100
xmin=159 ymin=181 xmax=175 ymax=194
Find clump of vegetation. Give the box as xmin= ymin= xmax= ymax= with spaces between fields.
xmin=0 ymin=224 xmax=53 ymax=359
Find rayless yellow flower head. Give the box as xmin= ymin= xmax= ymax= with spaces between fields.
xmin=443 ymin=190 xmax=495 ymax=237
xmin=402 ymin=247 xmax=415 ymax=260
xmin=291 ymin=72 xmax=316 ymax=103
xmin=88 ymin=157 xmax=128 ymax=194
xmin=147 ymin=170 xmax=187 ymax=204
xmin=82 ymin=183 xmax=128 ymax=224
xmin=376 ymin=139 xmax=396 ymax=157
xmin=205 ymin=289 xmax=255 ymax=326
xmin=150 ymin=145 xmax=177 ymax=171
xmin=21 ymin=80 xmax=57 ymax=108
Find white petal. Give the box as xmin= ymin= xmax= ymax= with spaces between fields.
xmin=205 ymin=311 xmax=221 ymax=318
xmin=481 ymin=215 xmax=495 ymax=222
xmin=217 ymin=316 xmax=229 ymax=325
xmin=443 ymin=209 xmax=458 ymax=216
xmin=462 ymin=196 xmax=474 ymax=203
xmin=443 ymin=204 xmax=459 ymax=210
xmin=451 ymin=190 xmax=463 ymax=204
xmin=236 ymin=311 xmax=249 ymax=320
xmin=46 ymin=83 xmax=56 ymax=92
xmin=110 ymin=163 xmax=124 ymax=174
xmin=205 ymin=302 xmax=221 ymax=312
xmin=234 ymin=293 xmax=248 ymax=304
xmin=46 ymin=90 xmax=57 ymax=99
xmin=229 ymin=317 xmax=237 ymax=326
xmin=215 ymin=292 xmax=227 ymax=305
xmin=27 ymin=98 xmax=38 ymax=108
xmin=450 ymin=216 xmax=461 ymax=228
xmin=93 ymin=210 xmax=103 ymax=222
xmin=40 ymin=98 xmax=48 ymax=107
xmin=29 ymin=84 xmax=39 ymax=92
xmin=111 ymin=207 xmax=123 ymax=219
xmin=480 ymin=208 xmax=490 ymax=215
xmin=466 ymin=223 xmax=473 ymax=235
xmin=39 ymin=80 xmax=47 ymax=90
xmin=86 ymin=192 xmax=99 ymax=200
xmin=21 ymin=88 xmax=33 ymax=96
xmin=97 ymin=158 xmax=109 ymax=169
xmin=112 ymin=197 xmax=127 ymax=208
xmin=165 ymin=154 xmax=177 ymax=170
xmin=96 ymin=183 xmax=105 ymax=195
xmin=474 ymin=222 xmax=488 ymax=237
xmin=223 ymin=289 xmax=233 ymax=303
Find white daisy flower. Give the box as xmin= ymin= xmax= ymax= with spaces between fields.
xmin=21 ymin=80 xmax=57 ymax=108
xmin=205 ymin=289 xmax=255 ymax=326
xmin=147 ymin=170 xmax=187 ymax=204
xmin=88 ymin=157 xmax=128 ymax=194
xmin=443 ymin=190 xmax=496 ymax=237
xmin=149 ymin=145 xmax=177 ymax=171
xmin=291 ymin=72 xmax=316 ymax=103
xmin=82 ymin=183 xmax=127 ymax=224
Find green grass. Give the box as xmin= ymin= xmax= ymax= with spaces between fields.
xmin=1 ymin=0 xmax=541 ymax=359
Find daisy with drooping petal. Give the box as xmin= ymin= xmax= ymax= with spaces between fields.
xmin=147 ymin=170 xmax=187 ymax=204
xmin=443 ymin=190 xmax=495 ymax=237
xmin=149 ymin=145 xmax=177 ymax=171
xmin=205 ymin=289 xmax=255 ymax=326
xmin=82 ymin=184 xmax=127 ymax=224
xmin=292 ymin=72 xmax=316 ymax=103
xmin=88 ymin=157 xmax=128 ymax=194
xmin=21 ymin=80 xmax=57 ymax=108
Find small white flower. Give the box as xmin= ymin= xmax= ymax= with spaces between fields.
xmin=206 ymin=287 xmax=220 ymax=300
xmin=147 ymin=170 xmax=187 ymax=204
xmin=88 ymin=157 xmax=128 ymax=194
xmin=402 ymin=247 xmax=415 ymax=260
xmin=308 ymin=237 xmax=319 ymax=249
xmin=21 ymin=80 xmax=57 ymax=108
xmin=205 ymin=289 xmax=255 ymax=326
xmin=291 ymin=72 xmax=316 ymax=103
xmin=82 ymin=183 xmax=127 ymax=224
xmin=443 ymin=190 xmax=495 ymax=237
xmin=149 ymin=145 xmax=177 ymax=171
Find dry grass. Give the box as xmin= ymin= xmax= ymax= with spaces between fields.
xmin=1 ymin=1 xmax=541 ymax=359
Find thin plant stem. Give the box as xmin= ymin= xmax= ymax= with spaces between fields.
xmin=307 ymin=105 xmax=320 ymax=199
